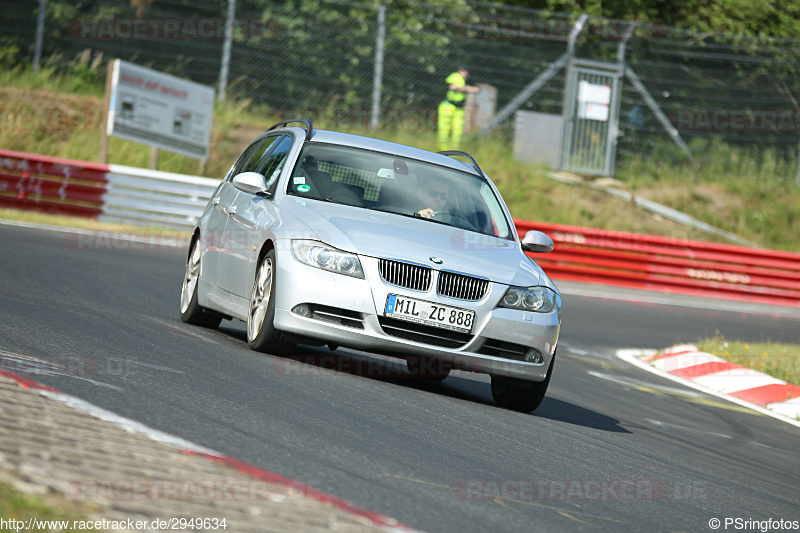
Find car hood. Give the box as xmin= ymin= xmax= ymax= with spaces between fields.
xmin=279 ymin=197 xmax=544 ymax=287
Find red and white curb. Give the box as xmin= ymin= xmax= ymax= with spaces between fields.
xmin=0 ymin=368 xmax=414 ymax=532
xmin=617 ymin=345 xmax=800 ymax=428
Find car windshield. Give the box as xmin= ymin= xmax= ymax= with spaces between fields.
xmin=287 ymin=142 xmax=514 ymax=239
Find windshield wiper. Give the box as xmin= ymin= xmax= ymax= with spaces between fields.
xmin=290 ymin=192 xmax=351 ymax=206
xmin=372 ymin=207 xmax=455 ymax=228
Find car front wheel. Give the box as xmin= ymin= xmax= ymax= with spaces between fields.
xmin=180 ymin=237 xmax=222 ymax=328
xmin=490 ymin=352 xmax=555 ymax=413
xmin=247 ymin=250 xmax=293 ymax=354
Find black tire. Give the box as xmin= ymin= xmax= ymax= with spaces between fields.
xmin=247 ymin=250 xmax=294 ymax=354
xmin=180 ymin=237 xmax=223 ymax=328
xmin=490 ymin=352 xmax=556 ymax=413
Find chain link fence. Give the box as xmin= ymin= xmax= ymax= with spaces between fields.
xmin=3 ymin=0 xmax=800 ymax=178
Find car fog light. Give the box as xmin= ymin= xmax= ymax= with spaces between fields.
xmin=524 ymin=349 xmax=543 ymax=364
xmin=292 ymin=304 xmax=311 ymax=317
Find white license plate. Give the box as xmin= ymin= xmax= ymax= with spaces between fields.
xmin=384 ymin=294 xmax=474 ymax=333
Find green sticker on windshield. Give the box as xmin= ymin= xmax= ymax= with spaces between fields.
xmin=297 ymin=184 xmax=311 ymax=193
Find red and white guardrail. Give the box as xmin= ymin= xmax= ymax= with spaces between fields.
xmin=0 ymin=149 xmax=108 ymax=218
xmin=517 ymin=221 xmax=800 ymax=307
xmin=0 ymin=148 xmax=218 ymax=229
xmin=1 ymin=149 xmax=798 ymax=307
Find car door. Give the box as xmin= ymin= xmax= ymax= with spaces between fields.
xmin=202 ymin=138 xmax=264 ymax=289
xmin=218 ymin=134 xmax=294 ymax=299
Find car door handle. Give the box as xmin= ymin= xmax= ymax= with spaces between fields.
xmin=211 ymin=197 xmax=220 ymax=205
xmin=222 ymin=205 xmax=237 ymax=216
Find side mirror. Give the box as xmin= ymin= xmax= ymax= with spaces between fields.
xmin=521 ymin=230 xmax=554 ymax=253
xmin=232 ymin=172 xmax=269 ymax=195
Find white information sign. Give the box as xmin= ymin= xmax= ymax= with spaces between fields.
xmin=577 ymin=80 xmax=611 ymax=122
xmin=107 ymin=60 xmax=215 ymax=160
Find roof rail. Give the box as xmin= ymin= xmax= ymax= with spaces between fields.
xmin=267 ymin=118 xmax=314 ymax=138
xmin=437 ymin=150 xmax=485 ymax=176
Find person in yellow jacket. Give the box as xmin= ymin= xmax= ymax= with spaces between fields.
xmin=437 ymin=68 xmax=480 ymax=151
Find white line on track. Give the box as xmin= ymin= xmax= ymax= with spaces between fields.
xmin=124 ymin=359 xmax=186 ymax=375
xmin=0 ymin=350 xmax=122 ymax=390
xmin=646 ymin=418 xmax=733 ymax=439
xmin=138 ymin=315 xmax=220 ymax=345
xmin=39 ymin=389 xmax=219 ymax=455
xmin=0 ymin=218 xmax=188 ymax=248
xmin=646 ymin=418 xmax=796 ymax=455
xmin=587 ymin=370 xmax=706 ymax=397
xmin=560 ymin=342 xmax=615 ymax=360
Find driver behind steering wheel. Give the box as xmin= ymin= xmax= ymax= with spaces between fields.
xmin=415 ymin=180 xmax=450 ymax=219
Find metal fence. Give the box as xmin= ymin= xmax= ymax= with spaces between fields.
xmin=3 ymin=0 xmax=800 ymax=177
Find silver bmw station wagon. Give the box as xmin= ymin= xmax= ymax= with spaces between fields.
xmin=180 ymin=119 xmax=562 ymax=412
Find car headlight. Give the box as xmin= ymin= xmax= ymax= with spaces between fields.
xmin=291 ymin=240 xmax=364 ymax=279
xmin=499 ymin=286 xmax=557 ymax=313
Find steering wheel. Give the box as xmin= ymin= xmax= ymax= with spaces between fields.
xmin=433 ymin=211 xmax=477 ymax=231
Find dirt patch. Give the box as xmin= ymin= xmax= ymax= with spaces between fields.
xmin=558 ymin=185 xmax=736 ymax=243
xmin=0 ymin=87 xmax=103 ymax=135
xmin=635 ymin=183 xmax=745 ymax=216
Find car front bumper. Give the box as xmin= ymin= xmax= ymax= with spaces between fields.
xmin=272 ymin=248 xmax=561 ymax=382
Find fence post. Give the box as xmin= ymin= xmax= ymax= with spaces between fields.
xmin=480 ymin=14 xmax=586 ymax=138
xmin=625 ymin=67 xmax=693 ymax=161
xmin=797 ymin=146 xmax=800 ymax=186
xmin=99 ymin=60 xmax=116 ymax=165
xmin=370 ymin=0 xmax=387 ymax=130
xmin=218 ymin=0 xmax=236 ymax=102
xmin=560 ymin=13 xmax=588 ymax=112
xmin=33 ymin=0 xmax=46 ymax=72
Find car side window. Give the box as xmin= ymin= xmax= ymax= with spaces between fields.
xmin=257 ymin=135 xmax=293 ymax=192
xmin=226 ymin=137 xmax=267 ymax=181
xmin=241 ymin=135 xmax=280 ymax=175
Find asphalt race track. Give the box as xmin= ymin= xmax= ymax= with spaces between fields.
xmin=1 ymin=223 xmax=799 ymax=532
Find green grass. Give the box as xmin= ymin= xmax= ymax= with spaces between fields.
xmin=616 ymin=138 xmax=800 ymax=251
xmin=0 ymin=480 xmax=107 ymax=532
xmin=696 ymin=336 xmax=800 ymax=387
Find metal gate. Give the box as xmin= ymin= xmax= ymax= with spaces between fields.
xmin=560 ymin=60 xmax=622 ymax=176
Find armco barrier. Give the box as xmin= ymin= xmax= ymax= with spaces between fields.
xmin=0 ymin=149 xmax=218 ymax=229
xmin=517 ymin=221 xmax=800 ymax=307
xmin=102 ymin=165 xmax=218 ymax=228
xmin=1 ymin=149 xmax=798 ymax=307
xmin=0 ymin=149 xmax=108 ymax=218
